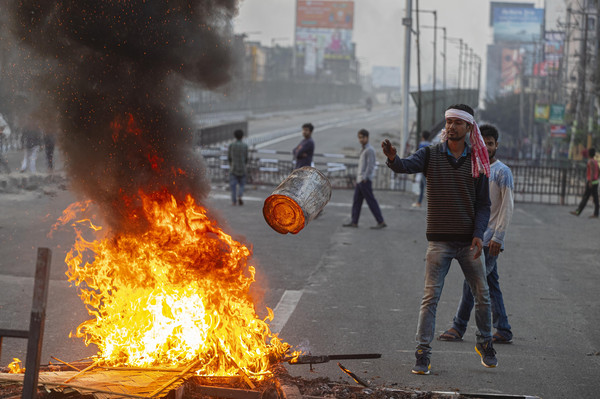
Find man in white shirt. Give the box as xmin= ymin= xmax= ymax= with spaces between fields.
xmin=438 ymin=124 xmax=515 ymax=344
xmin=0 ymin=113 xmax=12 ymax=174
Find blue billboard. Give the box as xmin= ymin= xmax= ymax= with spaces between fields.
xmin=492 ymin=7 xmax=545 ymax=43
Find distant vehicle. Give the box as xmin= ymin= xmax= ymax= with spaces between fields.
xmin=390 ymin=92 xmax=402 ymax=104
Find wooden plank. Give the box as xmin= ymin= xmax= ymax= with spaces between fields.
xmin=63 ymin=361 xmax=97 ymax=383
xmin=146 ymin=359 xmax=201 ymax=398
xmin=191 ymin=384 xmax=262 ymax=399
xmin=22 ymin=247 xmax=52 ymax=399
xmin=0 ymin=328 xmax=29 ymax=338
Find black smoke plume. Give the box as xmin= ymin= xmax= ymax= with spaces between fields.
xmin=10 ymin=0 xmax=238 ymax=231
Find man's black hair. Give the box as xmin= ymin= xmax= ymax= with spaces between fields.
xmin=421 ymin=130 xmax=430 ymax=140
xmin=446 ymin=104 xmax=474 ymax=116
xmin=234 ymin=129 xmax=244 ymax=140
xmin=479 ymin=124 xmax=499 ymax=142
xmin=302 ymin=123 xmax=314 ymax=133
xmin=358 ymin=128 xmax=369 ymax=137
xmin=589 ymin=148 xmax=596 ymax=158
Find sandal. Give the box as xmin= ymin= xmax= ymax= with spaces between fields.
xmin=437 ymin=328 xmax=463 ymax=342
xmin=493 ymin=332 xmax=513 ymax=344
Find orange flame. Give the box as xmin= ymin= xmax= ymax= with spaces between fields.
xmin=7 ymin=358 xmax=25 ymax=374
xmin=63 ymin=190 xmax=289 ymax=379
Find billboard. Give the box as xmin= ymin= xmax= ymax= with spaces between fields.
xmin=534 ymin=104 xmax=550 ymax=122
xmin=492 ymin=7 xmax=545 ymax=43
xmin=295 ymin=0 xmax=355 ymax=69
xmin=548 ymin=104 xmax=566 ymax=124
xmin=500 ymin=47 xmax=522 ymax=94
xmin=550 ymin=124 xmax=567 ymax=138
xmin=296 ymin=1 xmax=354 ymax=29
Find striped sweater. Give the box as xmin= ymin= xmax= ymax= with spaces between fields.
xmin=425 ymin=144 xmax=490 ymax=242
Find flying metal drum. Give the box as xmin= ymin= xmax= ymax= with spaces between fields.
xmin=263 ymin=166 xmax=332 ymax=234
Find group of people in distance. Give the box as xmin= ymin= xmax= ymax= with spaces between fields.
xmin=226 ymin=102 xmax=597 ymax=375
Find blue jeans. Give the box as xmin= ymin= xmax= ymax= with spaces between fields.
xmin=417 ymin=174 xmax=426 ymax=204
xmin=416 ymin=241 xmax=492 ymax=353
xmin=351 ymin=180 xmax=384 ymax=224
xmin=451 ymin=247 xmax=512 ymax=339
xmin=229 ymin=174 xmax=246 ymax=203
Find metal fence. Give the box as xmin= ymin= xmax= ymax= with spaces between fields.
xmin=201 ymin=148 xmax=589 ymax=206
xmin=505 ymin=159 xmax=586 ymax=206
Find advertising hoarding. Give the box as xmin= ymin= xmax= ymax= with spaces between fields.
xmin=534 ymin=104 xmax=550 ymax=122
xmin=295 ymin=1 xmax=354 ymax=64
xmin=500 ymin=47 xmax=522 ymax=94
xmin=550 ymin=125 xmax=567 ymax=138
xmin=492 ymin=7 xmax=545 ymax=43
xmin=296 ymin=1 xmax=354 ymax=29
xmin=548 ymin=104 xmax=566 ymax=124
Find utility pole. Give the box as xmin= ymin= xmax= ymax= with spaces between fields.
xmin=415 ymin=0 xmax=422 ymax=140
xmin=468 ymin=47 xmax=474 ymax=92
xmin=292 ymin=0 xmax=298 ymax=79
xmin=442 ymin=27 xmax=447 ymax=109
xmin=575 ymin=2 xmax=589 ymax=156
xmin=421 ymin=22 xmax=441 ymax=125
xmin=431 ymin=11 xmax=437 ymax=126
xmin=401 ymin=0 xmax=413 ymax=154
xmin=476 ymin=55 xmax=481 ymax=101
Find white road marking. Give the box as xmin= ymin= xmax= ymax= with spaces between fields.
xmin=515 ymin=207 xmax=543 ymax=224
xmin=270 ymin=289 xmax=303 ymax=334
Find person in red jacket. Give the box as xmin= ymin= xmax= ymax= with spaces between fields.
xmin=570 ymin=148 xmax=599 ymax=218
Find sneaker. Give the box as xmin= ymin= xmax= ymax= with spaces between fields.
xmin=492 ymin=332 xmax=513 ymax=344
xmin=589 ymin=215 xmax=599 ymax=219
xmin=475 ymin=341 xmax=498 ymax=368
xmin=238 ymin=198 xmax=243 ymax=205
xmin=411 ymin=349 xmax=431 ymax=375
xmin=569 ymin=210 xmax=579 ymax=216
xmin=370 ymin=222 xmax=387 ymax=229
xmin=411 ymin=202 xmax=421 ymax=208
xmin=343 ymin=222 xmax=358 ymax=228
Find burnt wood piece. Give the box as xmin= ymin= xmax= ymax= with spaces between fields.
xmin=286 ymin=353 xmax=382 ymax=365
xmin=337 ymin=362 xmax=370 ymax=387
xmin=187 ymin=384 xmax=263 ymax=399
xmin=22 ymin=248 xmax=52 ymax=399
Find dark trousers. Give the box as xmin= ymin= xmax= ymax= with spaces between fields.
xmin=351 ymin=179 xmax=384 ymax=224
xmin=576 ymin=183 xmax=599 ymax=216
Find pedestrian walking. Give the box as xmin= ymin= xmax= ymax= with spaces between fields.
xmin=570 ymin=148 xmax=599 ymax=219
xmin=43 ymin=131 xmax=56 ymax=172
xmin=412 ymin=130 xmax=431 ymax=208
xmin=343 ymin=129 xmax=386 ymax=229
xmin=438 ymin=124 xmax=515 ymax=344
xmin=0 ymin=113 xmax=11 ymax=174
xmin=228 ymin=129 xmax=249 ymax=206
xmin=382 ymin=104 xmax=496 ymax=374
xmin=20 ymin=119 xmax=43 ymax=173
xmin=293 ymin=123 xmax=314 ymax=169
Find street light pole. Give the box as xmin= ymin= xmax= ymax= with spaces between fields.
xmin=401 ymin=0 xmax=413 ymax=154
xmin=415 ymin=0 xmax=422 ymax=138
xmin=414 ymin=10 xmax=437 ymax=127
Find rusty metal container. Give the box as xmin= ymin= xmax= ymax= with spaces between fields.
xmin=263 ymin=166 xmax=332 ymax=234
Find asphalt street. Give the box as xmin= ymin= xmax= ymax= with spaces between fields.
xmin=1 ymin=105 xmax=599 ymax=398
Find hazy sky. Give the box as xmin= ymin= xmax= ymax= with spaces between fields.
xmin=233 ymin=0 xmax=563 ymax=89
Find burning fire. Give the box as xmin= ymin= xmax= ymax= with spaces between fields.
xmin=7 ymin=358 xmax=25 ymax=374
xmin=60 ymin=190 xmax=289 ymax=379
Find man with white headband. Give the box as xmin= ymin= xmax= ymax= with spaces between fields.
xmin=382 ymin=104 xmax=495 ymax=374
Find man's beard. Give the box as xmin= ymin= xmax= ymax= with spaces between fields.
xmin=447 ymin=132 xmax=462 ymax=141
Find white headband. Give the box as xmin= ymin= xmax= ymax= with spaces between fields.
xmin=442 ymin=107 xmax=491 ymax=178
xmin=445 ymin=109 xmax=474 ymax=124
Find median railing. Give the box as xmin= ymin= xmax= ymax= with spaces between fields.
xmin=200 ymin=148 xmax=588 ymax=206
